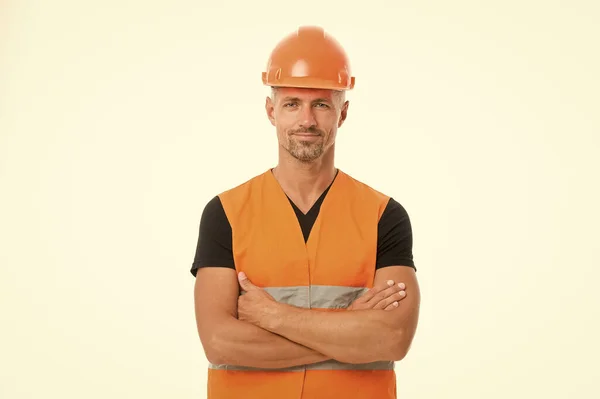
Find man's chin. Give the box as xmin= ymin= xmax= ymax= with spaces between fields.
xmin=291 ymin=150 xmax=324 ymax=163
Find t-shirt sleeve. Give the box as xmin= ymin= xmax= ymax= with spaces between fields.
xmin=189 ymin=195 xmax=235 ymax=277
xmin=376 ymin=198 xmax=417 ymax=271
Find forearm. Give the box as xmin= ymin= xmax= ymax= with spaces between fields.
xmin=258 ymin=305 xmax=403 ymax=364
xmin=208 ymin=316 xmax=329 ymax=369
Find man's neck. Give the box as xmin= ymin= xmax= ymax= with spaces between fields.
xmin=272 ymin=149 xmax=337 ymax=213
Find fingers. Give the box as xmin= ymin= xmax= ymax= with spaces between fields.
xmin=369 ymin=283 xmax=406 ymax=310
xmin=347 ymin=280 xmax=395 ymax=310
xmin=238 ymin=272 xmax=257 ymax=292
xmin=380 ymin=291 xmax=407 ymax=311
xmin=359 ymin=280 xmax=395 ymax=303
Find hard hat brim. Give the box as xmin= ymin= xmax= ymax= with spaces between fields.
xmin=262 ymin=73 xmax=355 ymax=91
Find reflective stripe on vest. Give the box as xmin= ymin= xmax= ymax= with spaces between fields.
xmin=257 ymin=285 xmax=367 ymax=309
xmin=209 ymin=169 xmax=397 ymax=399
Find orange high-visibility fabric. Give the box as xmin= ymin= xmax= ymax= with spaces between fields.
xmin=208 ymin=169 xmax=396 ymax=399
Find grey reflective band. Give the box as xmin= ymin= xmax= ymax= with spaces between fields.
xmin=215 ymin=285 xmax=393 ymax=372
xmin=309 ymin=285 xmax=368 ymax=309
xmin=241 ymin=285 xmax=369 ymax=309
xmin=209 ymin=360 xmax=394 ymax=372
xmin=263 ymin=286 xmax=310 ymax=308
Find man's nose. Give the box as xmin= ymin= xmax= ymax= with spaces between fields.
xmin=298 ymin=105 xmax=317 ymax=128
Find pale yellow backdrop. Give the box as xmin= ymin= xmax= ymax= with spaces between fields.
xmin=1 ymin=0 xmax=598 ymax=398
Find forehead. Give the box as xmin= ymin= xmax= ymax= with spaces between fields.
xmin=274 ymin=87 xmax=337 ymax=101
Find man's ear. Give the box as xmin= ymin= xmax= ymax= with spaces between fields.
xmin=338 ymin=100 xmax=349 ymax=128
xmin=265 ymin=96 xmax=276 ymax=127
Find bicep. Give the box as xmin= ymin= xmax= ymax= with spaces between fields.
xmin=194 ymin=267 xmax=239 ymax=358
xmin=374 ymin=266 xmax=419 ymax=306
xmin=191 ymin=196 xmax=239 ymax=356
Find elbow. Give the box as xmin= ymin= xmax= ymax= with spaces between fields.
xmin=202 ymin=332 xmax=227 ymax=365
xmin=205 ymin=350 xmax=224 ymax=366
xmin=198 ymin=316 xmax=242 ymax=366
xmin=388 ymin=328 xmax=413 ymax=362
xmin=390 ymin=346 xmax=409 ymax=362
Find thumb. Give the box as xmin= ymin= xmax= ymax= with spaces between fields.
xmin=238 ymin=272 xmax=257 ymax=292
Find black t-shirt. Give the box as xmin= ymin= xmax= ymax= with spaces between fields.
xmin=190 ymin=178 xmax=416 ymax=277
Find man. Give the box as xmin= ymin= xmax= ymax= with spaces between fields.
xmin=191 ymin=26 xmax=420 ymax=399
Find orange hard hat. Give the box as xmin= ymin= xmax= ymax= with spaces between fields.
xmin=262 ymin=26 xmax=355 ymax=91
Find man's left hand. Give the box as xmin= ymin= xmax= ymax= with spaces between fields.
xmin=237 ymin=272 xmax=278 ymax=327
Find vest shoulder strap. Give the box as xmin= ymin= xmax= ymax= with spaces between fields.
xmin=218 ymin=169 xmax=391 ymax=223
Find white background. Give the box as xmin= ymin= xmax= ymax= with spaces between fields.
xmin=1 ymin=1 xmax=599 ymax=398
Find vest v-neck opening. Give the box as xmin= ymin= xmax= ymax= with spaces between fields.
xmin=287 ymin=182 xmax=330 ymax=216
xmin=287 ymin=186 xmax=329 ymax=243
xmin=268 ymin=168 xmax=340 ymax=244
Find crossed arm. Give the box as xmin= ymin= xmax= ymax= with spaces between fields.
xmin=194 ymin=265 xmax=420 ymax=368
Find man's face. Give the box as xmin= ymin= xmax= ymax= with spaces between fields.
xmin=266 ymin=87 xmax=348 ymax=163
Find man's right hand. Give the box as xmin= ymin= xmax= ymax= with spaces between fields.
xmin=347 ymin=280 xmax=406 ymax=311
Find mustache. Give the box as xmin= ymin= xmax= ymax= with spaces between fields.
xmin=290 ymin=127 xmax=323 ymax=135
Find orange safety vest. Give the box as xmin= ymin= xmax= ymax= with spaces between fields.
xmin=208 ymin=169 xmax=397 ymax=399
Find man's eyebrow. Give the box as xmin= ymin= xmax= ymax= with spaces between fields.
xmin=312 ymin=98 xmax=332 ymax=103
